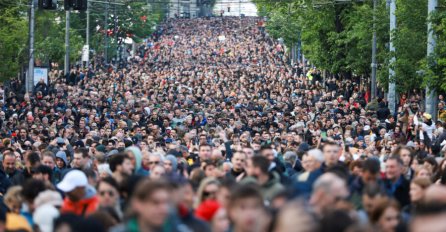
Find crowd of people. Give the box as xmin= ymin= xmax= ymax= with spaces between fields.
xmin=1 ymin=16 xmax=446 ymax=232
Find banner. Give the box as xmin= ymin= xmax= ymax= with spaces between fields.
xmin=33 ymin=68 xmax=48 ymax=86
xmin=82 ymin=45 xmax=89 ymax=62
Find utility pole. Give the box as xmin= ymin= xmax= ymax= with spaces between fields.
xmin=114 ymin=0 xmax=118 ymax=64
xmin=388 ymin=0 xmax=396 ymax=114
xmin=104 ymin=0 xmax=109 ymax=64
xmin=426 ymin=0 xmax=438 ymax=120
xmin=371 ymin=0 xmax=377 ymax=100
xmin=86 ymin=0 xmax=90 ymax=66
xmin=64 ymin=10 xmax=70 ymax=75
xmin=27 ymin=0 xmax=35 ymax=93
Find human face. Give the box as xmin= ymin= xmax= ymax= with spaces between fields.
xmin=229 ymin=198 xmax=264 ymax=232
xmin=132 ymin=189 xmax=170 ymax=228
xmin=98 ymin=182 xmax=119 ymax=207
xmin=199 ymin=146 xmax=212 ymax=161
xmin=3 ymin=155 xmax=15 ymax=174
xmin=121 ymin=158 xmax=134 ymax=175
xmin=416 ymin=168 xmax=431 ymax=179
xmin=362 ymin=194 xmax=384 ymax=216
xmin=410 ymin=183 xmax=425 ymax=203
xmin=212 ymin=208 xmax=230 ymax=232
xmin=261 ymin=149 xmax=275 ymax=162
xmin=216 ymin=187 xmax=231 ymax=209
xmin=203 ymin=183 xmax=219 ymax=201
xmin=323 ymin=144 xmax=339 ymax=166
xmin=378 ymin=207 xmax=399 ymax=232
xmin=163 ymin=160 xmax=173 ymax=173
xmin=150 ymin=166 xmax=165 ymax=180
xmin=149 ymin=156 xmax=161 ymax=170
xmin=42 ymin=156 xmax=55 ymax=169
xmin=67 ymin=187 xmax=86 ymax=202
xmin=399 ymin=149 xmax=411 ymax=167
xmin=72 ymin=153 xmax=85 ymax=169
xmin=205 ymin=164 xmax=216 ymax=177
xmin=385 ymin=159 xmax=402 ymax=182
xmin=231 ymin=152 xmax=246 ymax=172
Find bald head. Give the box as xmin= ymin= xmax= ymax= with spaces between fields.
xmin=424 ymin=185 xmax=446 ymax=204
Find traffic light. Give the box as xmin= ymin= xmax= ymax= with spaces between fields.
xmin=38 ymin=0 xmax=57 ymax=10
xmin=64 ymin=0 xmax=87 ymax=11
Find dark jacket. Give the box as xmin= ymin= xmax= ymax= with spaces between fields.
xmin=384 ymin=175 xmax=411 ymax=208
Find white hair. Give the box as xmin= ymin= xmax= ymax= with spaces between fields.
xmin=307 ymin=149 xmax=324 ymax=163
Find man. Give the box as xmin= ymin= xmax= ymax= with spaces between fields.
xmin=72 ymin=148 xmax=91 ymax=170
xmin=321 ymin=141 xmax=343 ymax=171
xmin=309 ymin=173 xmax=349 ymax=215
xmin=294 ymin=149 xmax=324 ymax=198
xmin=229 ymin=151 xmax=247 ymax=181
xmin=109 ymin=153 xmax=134 ymax=184
xmin=227 ymin=184 xmax=269 ymax=232
xmin=2 ymin=152 xmax=24 ymax=186
xmin=57 ymin=170 xmax=99 ymax=216
xmin=384 ymin=156 xmax=410 ymax=208
xmin=349 ymin=158 xmax=383 ymax=209
xmin=249 ymin=156 xmax=284 ymax=202
xmin=411 ymin=202 xmax=446 ymax=232
xmin=110 ymin=180 xmax=175 ymax=232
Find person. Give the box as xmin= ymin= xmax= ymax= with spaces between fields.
xmin=196 ymin=177 xmax=220 ymax=208
xmin=229 ymin=151 xmax=247 ymax=181
xmin=4 ymin=186 xmax=22 ymax=214
xmin=293 ymin=149 xmax=324 ymax=197
xmin=384 ymin=156 xmax=410 ymax=208
xmin=249 ymin=155 xmax=284 ymax=203
xmin=72 ymin=148 xmax=91 ymax=170
xmin=309 ymin=173 xmax=349 ymax=216
xmin=321 ymin=141 xmax=344 ymax=172
xmin=109 ymin=154 xmax=134 ymax=184
xmin=227 ymin=184 xmax=270 ymax=232
xmin=370 ymin=198 xmax=400 ymax=232
xmin=2 ymin=152 xmax=24 ymax=186
xmin=41 ymin=151 xmax=62 ymax=184
xmin=125 ymin=146 xmax=148 ymax=176
xmin=350 ymin=158 xmax=383 ymax=209
xmin=57 ymin=170 xmax=99 ymax=216
xmin=403 ymin=177 xmax=432 ymax=215
xmin=410 ymin=203 xmax=446 ymax=232
xmin=110 ymin=180 xmax=175 ymax=232
xmin=97 ymin=176 xmax=123 ymax=219
xmin=164 ymin=154 xmax=178 ymax=175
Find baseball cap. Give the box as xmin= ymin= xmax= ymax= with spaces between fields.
xmin=57 ymin=170 xmax=88 ymax=192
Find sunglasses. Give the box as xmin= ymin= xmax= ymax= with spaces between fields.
xmin=203 ymin=191 xmax=217 ymax=198
xmin=149 ymin=161 xmax=160 ymax=165
xmin=99 ymin=190 xmax=115 ymax=197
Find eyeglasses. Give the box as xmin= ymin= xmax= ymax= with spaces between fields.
xmin=149 ymin=161 xmax=160 ymax=165
xmin=99 ymin=190 xmax=115 ymax=197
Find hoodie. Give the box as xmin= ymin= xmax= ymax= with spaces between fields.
xmin=125 ymin=146 xmax=148 ymax=176
xmin=60 ymin=185 xmax=99 ymax=216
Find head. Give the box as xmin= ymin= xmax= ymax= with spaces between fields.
xmin=361 ymin=158 xmax=381 ymax=184
xmin=322 ymin=142 xmax=340 ymax=167
xmin=2 ymin=153 xmax=16 ymax=174
xmin=199 ymin=144 xmax=212 ymax=161
xmin=385 ymin=156 xmax=403 ymax=182
xmin=97 ymin=176 xmax=120 ymax=208
xmin=231 ymin=151 xmax=247 ymax=172
xmin=370 ymin=198 xmax=400 ymax=232
xmin=260 ymin=145 xmax=275 ymax=162
xmin=72 ymin=148 xmax=90 ymax=169
xmin=131 ymin=180 xmax=171 ymax=229
xmin=309 ymin=173 xmax=349 ymax=215
xmin=302 ymin=149 xmax=324 ymax=172
xmin=410 ymin=177 xmax=432 ymax=203
xmin=109 ymin=153 xmax=134 ymax=176
xmin=197 ymin=177 xmax=220 ymax=206
xmin=57 ymin=170 xmax=88 ymax=202
xmin=362 ymin=182 xmax=388 ymax=217
xmin=228 ymin=184 xmax=267 ymax=232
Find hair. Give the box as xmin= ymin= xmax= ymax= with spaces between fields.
xmin=132 ymin=179 xmax=171 ymax=202
xmin=26 ymin=152 xmax=41 ymax=166
xmin=411 ymin=177 xmax=432 ymax=190
xmin=283 ymin=151 xmax=297 ymax=164
xmin=363 ymin=182 xmax=387 ymax=198
xmin=75 ymin=147 xmax=90 ymax=158
xmin=386 ymin=155 xmax=404 ymax=166
xmin=4 ymin=186 xmax=23 ymax=209
xmin=108 ymin=153 xmax=130 ymax=172
xmin=369 ymin=198 xmax=400 ymax=224
xmin=306 ymin=149 xmax=324 ymax=163
xmin=42 ymin=150 xmax=56 ymax=161
xmin=322 ymin=141 xmax=340 ymax=152
xmin=98 ymin=176 xmax=120 ymax=192
xmin=362 ymin=158 xmax=381 ymax=175
xmin=228 ymin=184 xmax=264 ymax=209
xmin=196 ymin=177 xmax=220 ymax=207
xmin=251 ymin=155 xmax=270 ymax=174
xmin=21 ymin=179 xmax=46 ymax=203
xmin=424 ymin=157 xmax=439 ymax=174
xmin=199 ymin=143 xmax=211 ymax=150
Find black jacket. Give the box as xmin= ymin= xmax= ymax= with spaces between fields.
xmin=384 ymin=175 xmax=411 ymax=208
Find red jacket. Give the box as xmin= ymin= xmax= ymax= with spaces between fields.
xmin=61 ymin=195 xmax=99 ymax=216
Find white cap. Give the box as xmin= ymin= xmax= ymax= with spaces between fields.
xmin=57 ymin=170 xmax=87 ymax=192
xmin=364 ymin=125 xmax=371 ymax=131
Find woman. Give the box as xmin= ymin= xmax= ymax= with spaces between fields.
xmin=415 ymin=167 xmax=432 ymax=180
xmin=97 ymin=176 xmax=123 ymax=219
xmin=403 ymin=177 xmax=431 ymax=215
xmin=370 ymin=198 xmax=400 ymax=232
xmin=423 ymin=157 xmax=438 ymax=178
xmin=195 ymin=177 xmax=220 ymax=208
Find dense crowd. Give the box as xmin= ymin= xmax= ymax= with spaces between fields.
xmin=1 ymin=16 xmax=446 ymax=232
